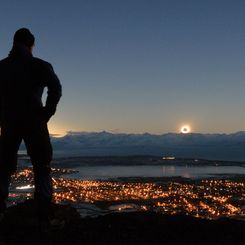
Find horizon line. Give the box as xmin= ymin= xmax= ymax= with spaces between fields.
xmin=50 ymin=130 xmax=245 ymax=138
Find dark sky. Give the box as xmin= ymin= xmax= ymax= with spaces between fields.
xmin=0 ymin=0 xmax=244 ymax=135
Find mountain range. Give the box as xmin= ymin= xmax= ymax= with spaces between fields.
xmin=47 ymin=131 xmax=245 ymax=161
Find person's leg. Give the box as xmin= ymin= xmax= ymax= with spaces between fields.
xmin=23 ymin=123 xmax=53 ymax=219
xmin=0 ymin=126 xmax=22 ymax=212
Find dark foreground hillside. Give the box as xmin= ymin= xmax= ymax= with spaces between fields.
xmin=0 ymin=201 xmax=244 ymax=245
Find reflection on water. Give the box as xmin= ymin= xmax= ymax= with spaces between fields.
xmin=109 ymin=203 xmax=140 ymax=212
xmin=68 ymin=165 xmax=245 ymax=180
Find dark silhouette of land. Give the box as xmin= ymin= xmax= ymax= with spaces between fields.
xmin=0 ymin=200 xmax=244 ymax=245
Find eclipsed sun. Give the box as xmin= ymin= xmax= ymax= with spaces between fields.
xmin=180 ymin=125 xmax=191 ymax=134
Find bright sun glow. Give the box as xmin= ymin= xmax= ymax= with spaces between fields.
xmin=180 ymin=125 xmax=191 ymax=134
xmin=48 ymin=124 xmax=67 ymax=138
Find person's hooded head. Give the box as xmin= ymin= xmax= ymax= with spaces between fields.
xmin=9 ymin=28 xmax=35 ymax=58
xmin=13 ymin=28 xmax=35 ymax=48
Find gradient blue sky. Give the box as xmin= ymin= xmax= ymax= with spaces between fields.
xmin=0 ymin=0 xmax=244 ymax=135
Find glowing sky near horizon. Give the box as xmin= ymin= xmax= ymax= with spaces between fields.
xmin=0 ymin=0 xmax=244 ymax=135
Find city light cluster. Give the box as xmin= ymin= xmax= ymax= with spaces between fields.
xmin=10 ymin=168 xmax=245 ymax=220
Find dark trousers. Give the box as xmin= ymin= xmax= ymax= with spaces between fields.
xmin=0 ymin=121 xmax=53 ymax=217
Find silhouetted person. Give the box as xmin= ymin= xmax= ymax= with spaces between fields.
xmin=0 ymin=28 xmax=62 ymax=223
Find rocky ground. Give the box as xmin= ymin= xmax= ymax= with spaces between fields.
xmin=0 ymin=200 xmax=244 ymax=245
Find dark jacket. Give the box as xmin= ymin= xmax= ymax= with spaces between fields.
xmin=0 ymin=45 xmax=62 ymax=127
